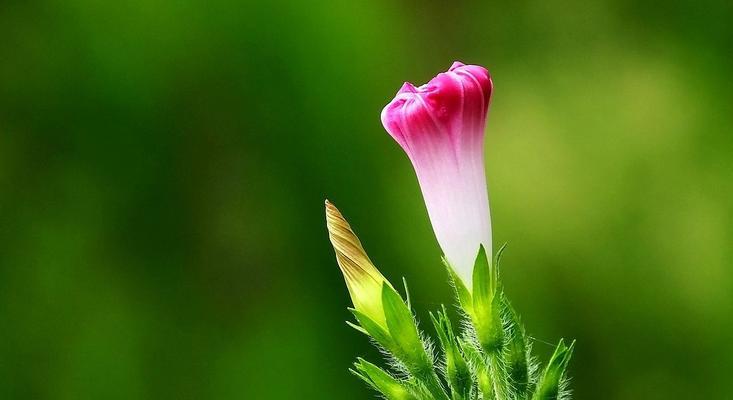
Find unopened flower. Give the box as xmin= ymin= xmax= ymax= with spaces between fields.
xmin=381 ymin=61 xmax=493 ymax=290
xmin=325 ymin=200 xmax=393 ymax=328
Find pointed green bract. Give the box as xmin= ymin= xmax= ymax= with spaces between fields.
xmin=350 ymin=307 xmax=394 ymax=349
xmin=381 ymin=283 xmax=428 ymax=368
xmin=444 ymin=257 xmax=473 ymax=317
xmin=470 ymin=245 xmax=503 ymax=354
xmin=346 ymin=319 xmax=368 ymax=335
xmin=532 ymin=339 xmax=575 ymax=400
xmin=380 ymin=284 xmax=451 ymax=400
xmin=352 ymin=358 xmax=418 ymax=400
xmin=403 ymin=277 xmax=412 ymax=310
xmin=493 ymin=242 xmax=508 ymax=272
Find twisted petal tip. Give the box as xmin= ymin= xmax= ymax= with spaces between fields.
xmin=449 ymin=60 xmax=465 ymax=70
xmin=325 ymin=201 xmax=391 ymax=327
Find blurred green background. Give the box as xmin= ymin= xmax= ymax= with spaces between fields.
xmin=1 ymin=0 xmax=732 ymax=398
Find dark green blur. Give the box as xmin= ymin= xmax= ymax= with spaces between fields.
xmin=1 ymin=0 xmax=731 ymax=398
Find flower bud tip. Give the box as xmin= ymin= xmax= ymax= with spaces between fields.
xmin=450 ymin=61 xmax=466 ymax=70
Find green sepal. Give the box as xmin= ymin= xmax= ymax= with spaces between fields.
xmin=471 ymin=245 xmax=503 ymax=354
xmin=402 ymin=277 xmax=412 ymax=310
xmin=443 ymin=257 xmax=473 ymax=317
xmin=346 ymin=320 xmax=368 ymax=335
xmin=349 ymin=307 xmax=394 ymax=349
xmin=382 ymin=284 xmax=451 ymax=400
xmin=493 ymin=242 xmax=508 ymax=271
xmin=430 ymin=306 xmax=472 ymax=399
xmin=351 ymin=358 xmax=418 ymax=400
xmin=473 ymin=245 xmax=497 ymax=310
xmin=381 ymin=283 xmax=428 ymax=370
xmin=531 ymin=339 xmax=575 ymax=400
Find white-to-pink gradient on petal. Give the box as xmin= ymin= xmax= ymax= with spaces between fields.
xmin=381 ymin=61 xmax=493 ymax=290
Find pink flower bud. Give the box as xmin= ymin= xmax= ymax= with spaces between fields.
xmin=381 ymin=61 xmax=493 ymax=290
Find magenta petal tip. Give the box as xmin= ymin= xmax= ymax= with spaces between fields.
xmin=449 ymin=61 xmax=465 ymax=71
xmin=398 ymin=82 xmax=417 ymax=94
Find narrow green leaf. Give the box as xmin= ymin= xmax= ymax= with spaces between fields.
xmin=429 ymin=311 xmax=449 ymax=350
xmin=352 ymin=358 xmax=418 ymax=400
xmin=443 ymin=257 xmax=473 ymax=317
xmin=402 ymin=277 xmax=412 ymax=310
xmin=531 ymin=339 xmax=575 ymax=400
xmin=471 ymin=245 xmax=503 ymax=353
xmin=350 ymin=308 xmax=393 ymax=349
xmin=382 ymin=285 xmax=450 ymax=400
xmin=494 ymin=242 xmax=508 ymax=270
xmin=472 ymin=245 xmax=492 ymax=316
xmin=346 ymin=320 xmax=368 ymax=335
xmin=381 ymin=284 xmax=426 ymax=367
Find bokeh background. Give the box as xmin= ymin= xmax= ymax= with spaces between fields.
xmin=1 ymin=0 xmax=732 ymax=398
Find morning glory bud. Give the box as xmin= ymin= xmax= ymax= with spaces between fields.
xmin=381 ymin=61 xmax=493 ymax=290
xmin=326 ymin=200 xmax=393 ymax=329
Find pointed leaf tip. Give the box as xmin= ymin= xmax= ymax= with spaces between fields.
xmin=381 ymin=284 xmax=429 ymax=371
xmin=494 ymin=242 xmax=508 ymax=268
xmin=471 ymin=245 xmax=503 ymax=353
